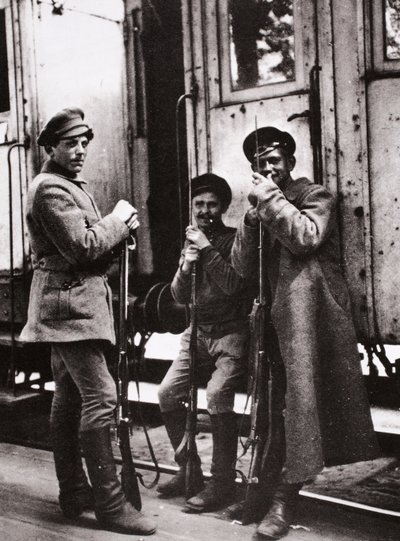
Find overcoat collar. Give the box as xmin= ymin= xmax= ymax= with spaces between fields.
xmin=283 ymin=177 xmax=312 ymax=203
xmin=41 ymin=159 xmax=87 ymax=184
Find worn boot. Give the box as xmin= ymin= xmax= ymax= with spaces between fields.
xmin=81 ymin=426 xmax=157 ymax=535
xmin=256 ymin=482 xmax=302 ymax=540
xmin=157 ymin=409 xmax=204 ymax=498
xmin=184 ymin=412 xmax=238 ymax=513
xmin=51 ymin=408 xmax=94 ymax=519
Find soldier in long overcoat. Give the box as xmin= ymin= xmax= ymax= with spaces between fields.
xmin=231 ymin=126 xmax=379 ymax=540
xmin=20 ymin=107 xmax=156 ymax=536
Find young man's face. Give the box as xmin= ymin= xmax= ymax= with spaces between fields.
xmin=252 ymin=147 xmax=295 ymax=188
xmin=48 ymin=135 xmax=89 ymax=173
xmin=192 ymin=191 xmax=223 ymax=230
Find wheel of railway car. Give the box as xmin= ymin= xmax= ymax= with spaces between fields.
xmin=133 ymin=282 xmax=187 ymax=334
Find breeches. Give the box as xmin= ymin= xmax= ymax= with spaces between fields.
xmin=50 ymin=340 xmax=117 ymax=433
xmin=158 ymin=326 xmax=248 ymax=415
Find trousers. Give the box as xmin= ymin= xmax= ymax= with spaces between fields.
xmin=158 ymin=326 xmax=248 ymax=415
xmin=50 ymin=340 xmax=117 ymax=433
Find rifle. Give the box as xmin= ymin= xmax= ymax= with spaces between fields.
xmin=182 ymin=257 xmax=199 ymax=499
xmin=240 ymin=119 xmax=274 ymax=525
xmin=117 ymin=237 xmax=142 ymax=511
xmin=175 ymin=168 xmax=200 ymax=500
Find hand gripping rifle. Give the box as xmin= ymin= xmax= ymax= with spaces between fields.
xmin=240 ymin=120 xmax=273 ymax=525
xmin=117 ymin=237 xmax=142 ymax=511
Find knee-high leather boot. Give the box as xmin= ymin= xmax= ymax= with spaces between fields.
xmin=51 ymin=408 xmax=94 ymax=518
xmin=81 ymin=426 xmax=157 ymax=535
xmin=256 ymin=481 xmax=302 ymax=540
xmin=156 ymin=408 xmax=204 ymax=498
xmin=184 ymin=412 xmax=238 ymax=513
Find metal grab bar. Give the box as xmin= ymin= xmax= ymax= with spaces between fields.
xmin=6 ymin=141 xmax=28 ymax=394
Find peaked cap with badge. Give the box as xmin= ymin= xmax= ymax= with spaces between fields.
xmin=37 ymin=107 xmax=94 ymax=146
xmin=243 ymin=126 xmax=296 ymax=163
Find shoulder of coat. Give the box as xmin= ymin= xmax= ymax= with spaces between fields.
xmin=34 ymin=173 xmax=77 ymax=193
xmin=290 ymin=177 xmax=335 ymax=208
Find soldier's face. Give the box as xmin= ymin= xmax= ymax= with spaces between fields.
xmin=252 ymin=147 xmax=295 ymax=187
xmin=49 ymin=135 xmax=89 ymax=173
xmin=192 ymin=191 xmax=223 ymax=230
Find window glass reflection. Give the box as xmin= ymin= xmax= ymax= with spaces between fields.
xmin=385 ymin=0 xmax=400 ymax=60
xmin=229 ymin=0 xmax=295 ymax=90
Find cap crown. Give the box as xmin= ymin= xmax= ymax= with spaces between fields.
xmin=190 ymin=173 xmax=232 ymax=208
xmin=37 ymin=107 xmax=92 ymax=146
xmin=243 ymin=126 xmax=296 ymax=162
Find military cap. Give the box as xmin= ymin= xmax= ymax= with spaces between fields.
xmin=37 ymin=107 xmax=93 ymax=146
xmin=190 ymin=173 xmax=232 ymax=209
xmin=243 ymin=126 xmax=296 ymax=162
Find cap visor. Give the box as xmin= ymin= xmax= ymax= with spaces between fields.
xmin=58 ymin=125 xmax=90 ymax=139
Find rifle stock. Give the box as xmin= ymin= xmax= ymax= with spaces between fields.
xmin=117 ymin=239 xmax=142 ymax=511
xmin=173 ymin=259 xmax=199 ymax=499
xmin=185 ymin=259 xmax=199 ymax=498
xmin=174 ymin=257 xmax=200 ymax=499
xmin=241 ymin=290 xmax=270 ymax=524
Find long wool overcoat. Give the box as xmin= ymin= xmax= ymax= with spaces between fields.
xmin=232 ymin=176 xmax=379 ymax=483
xmin=20 ymin=160 xmax=129 ymax=344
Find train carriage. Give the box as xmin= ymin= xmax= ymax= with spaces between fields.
xmin=0 ymin=0 xmax=399 ymax=433
xmin=1 ymin=1 xmax=400 ymax=337
xmin=1 ymin=1 xmax=400 ymax=539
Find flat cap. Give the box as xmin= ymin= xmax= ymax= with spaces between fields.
xmin=190 ymin=173 xmax=232 ymax=208
xmin=243 ymin=126 xmax=296 ymax=162
xmin=37 ymin=107 xmax=93 ymax=146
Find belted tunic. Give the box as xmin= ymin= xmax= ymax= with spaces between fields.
xmin=20 ymin=160 xmax=129 ymax=344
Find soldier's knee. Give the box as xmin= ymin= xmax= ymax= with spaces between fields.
xmin=206 ymin=384 xmax=235 ymax=415
xmin=158 ymin=382 xmax=179 ymax=411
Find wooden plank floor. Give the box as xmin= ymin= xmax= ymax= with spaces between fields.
xmin=1 ymin=442 xmax=399 ymax=541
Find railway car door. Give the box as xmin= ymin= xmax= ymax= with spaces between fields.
xmin=182 ymin=0 xmax=328 ymax=223
xmin=0 ymin=0 xmax=29 ymax=325
xmin=182 ymin=0 xmax=393 ymax=347
xmin=124 ymin=0 xmax=154 ymax=275
xmin=124 ymin=0 xmax=187 ymax=283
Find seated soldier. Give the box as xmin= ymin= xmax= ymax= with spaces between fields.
xmin=157 ymin=173 xmax=251 ymax=513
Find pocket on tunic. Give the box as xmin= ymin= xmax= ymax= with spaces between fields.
xmin=40 ymin=273 xmax=98 ymax=321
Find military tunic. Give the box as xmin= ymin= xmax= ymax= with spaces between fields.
xmin=21 ymin=159 xmax=129 ymax=344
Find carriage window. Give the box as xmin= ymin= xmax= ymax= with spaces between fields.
xmin=229 ymin=0 xmax=295 ymax=90
xmin=371 ymin=0 xmax=400 ymax=71
xmin=385 ymin=0 xmax=400 ymax=60
xmin=0 ymin=9 xmax=10 ymax=113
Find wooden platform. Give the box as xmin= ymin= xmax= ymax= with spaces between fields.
xmin=1 ymin=442 xmax=399 ymax=541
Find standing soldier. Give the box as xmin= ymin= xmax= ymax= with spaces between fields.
xmin=157 ymin=173 xmax=251 ymax=513
xmin=231 ymin=126 xmax=379 ymax=540
xmin=20 ymin=107 xmax=156 ymax=536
